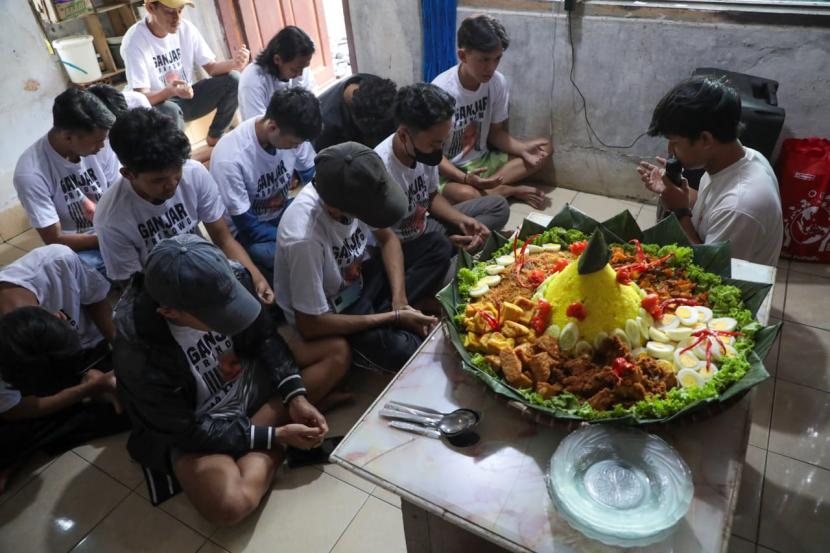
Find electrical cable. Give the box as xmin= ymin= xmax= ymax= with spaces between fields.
xmin=566 ymin=9 xmax=647 ymax=149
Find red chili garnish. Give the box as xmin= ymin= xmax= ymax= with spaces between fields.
xmin=612 ymin=357 xmax=635 ymax=378
xmin=566 ymin=302 xmax=587 ymax=321
xmin=680 ymin=328 xmax=744 ymax=369
xmin=515 ymin=234 xmax=541 ymax=288
xmin=629 ymin=239 xmax=645 ymax=262
xmin=616 ymin=252 xmax=675 ymax=280
xmin=569 ymin=240 xmax=588 ymax=255
xmin=616 ymin=267 xmax=633 ymax=285
xmin=478 ymin=311 xmax=500 ymax=331
xmin=552 ymin=258 xmax=569 ymax=273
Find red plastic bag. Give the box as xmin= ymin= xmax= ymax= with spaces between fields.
xmin=776 ymin=137 xmax=830 ymax=262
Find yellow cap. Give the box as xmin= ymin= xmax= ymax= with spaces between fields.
xmin=154 ymin=0 xmax=194 ymax=8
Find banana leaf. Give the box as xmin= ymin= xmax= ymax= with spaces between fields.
xmin=437 ymin=204 xmax=781 ymax=425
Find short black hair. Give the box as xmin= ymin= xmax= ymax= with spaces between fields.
xmin=87 ymin=84 xmax=128 ymax=119
xmin=265 ymin=87 xmax=323 ymax=140
xmin=109 ymin=108 xmax=191 ymax=173
xmin=0 ymin=306 xmax=83 ymax=396
xmin=394 ymin=83 xmax=455 ymax=133
xmin=648 ymin=77 xmax=743 ymax=143
xmin=351 ymin=77 xmax=397 ymax=142
xmin=52 ymin=87 xmax=116 ymax=133
xmin=457 ymin=14 xmax=510 ymax=52
xmin=255 ymin=26 xmax=316 ymax=78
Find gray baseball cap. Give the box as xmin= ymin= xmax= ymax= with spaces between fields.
xmin=314 ymin=142 xmax=408 ymax=228
xmin=144 ymin=234 xmax=262 ymax=336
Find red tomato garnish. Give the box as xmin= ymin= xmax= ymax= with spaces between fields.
xmin=566 ymin=302 xmax=587 ymax=321
xmin=569 ymin=240 xmax=588 ymax=255
xmin=612 ymin=357 xmax=635 ymax=378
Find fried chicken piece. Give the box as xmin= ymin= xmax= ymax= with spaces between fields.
xmin=587 ymin=387 xmax=616 ymax=411
xmin=563 ymin=370 xmax=617 ymax=396
xmin=527 ymin=352 xmax=554 ymax=383
xmin=536 ymin=334 xmax=560 ymax=357
xmin=514 ymin=342 xmax=535 ymax=366
xmin=536 ymin=381 xmax=563 ymax=399
xmin=499 ymin=348 xmax=533 ymax=389
xmin=484 ymin=354 xmax=502 ymax=374
xmin=563 ymin=355 xmax=594 ymax=376
xmin=594 ymin=336 xmax=631 ymax=367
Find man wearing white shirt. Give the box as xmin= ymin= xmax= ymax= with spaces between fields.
xmin=638 ymin=77 xmax=783 ymax=266
xmin=212 ymin=88 xmax=320 ymax=286
xmin=121 ymin=0 xmax=249 ymax=145
xmin=238 ymin=26 xmax=316 ymax=120
xmin=13 ymin=87 xmax=123 ymax=274
xmin=94 ymin=108 xmax=274 ymax=304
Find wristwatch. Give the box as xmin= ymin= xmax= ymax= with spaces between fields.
xmin=672 ymin=207 xmax=693 ymax=219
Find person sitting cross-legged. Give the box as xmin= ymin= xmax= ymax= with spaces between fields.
xmin=114 ymin=234 xmax=340 ymax=523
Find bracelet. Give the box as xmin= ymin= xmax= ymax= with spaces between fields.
xmin=463 ymin=172 xmax=469 ymax=184
xmin=394 ymin=309 xmax=400 ymax=326
xmin=672 ymin=207 xmax=693 ymax=219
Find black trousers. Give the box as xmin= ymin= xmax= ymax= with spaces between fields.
xmin=345 ymin=232 xmax=452 ymax=372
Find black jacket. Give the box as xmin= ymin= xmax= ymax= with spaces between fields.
xmin=113 ymin=265 xmax=305 ymax=472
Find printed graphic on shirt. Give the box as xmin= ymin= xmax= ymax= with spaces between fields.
xmin=251 ymin=160 xmax=290 ymax=216
xmin=332 ymin=226 xmax=367 ymax=284
xmin=136 ymin=202 xmax=196 ymax=249
xmin=397 ymin=174 xmax=430 ymax=240
xmin=60 ymin=168 xmax=103 ymax=232
xmin=155 ymin=48 xmax=188 ymax=83
xmin=445 ymin=97 xmax=489 ymax=160
xmin=183 ymin=331 xmax=239 ymax=412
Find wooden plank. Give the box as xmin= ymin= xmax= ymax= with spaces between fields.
xmin=252 ymin=0 xmax=284 ymax=55
xmin=342 ymin=0 xmax=358 ymax=73
xmin=84 ymin=13 xmax=117 ymax=73
xmin=215 ymin=0 xmax=245 ymax=54
xmin=237 ymin=0 xmax=265 ymax=53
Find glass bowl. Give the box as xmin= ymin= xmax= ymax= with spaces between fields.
xmin=548 ymin=424 xmax=694 ymax=547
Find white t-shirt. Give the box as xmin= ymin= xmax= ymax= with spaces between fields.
xmin=121 ymin=17 xmax=215 ymax=91
xmin=13 ymin=135 xmax=121 ymax=234
xmin=431 ymin=65 xmax=509 ymax=166
xmin=374 ymin=134 xmax=438 ymax=242
xmin=692 ymin=147 xmax=784 ymax=266
xmin=275 ymin=185 xmax=372 ymax=325
xmin=238 ymin=63 xmax=313 ymax=121
xmin=94 ymin=160 xmax=226 ymax=281
xmin=211 ymin=117 xmax=315 ymax=231
xmin=0 ymin=244 xmax=110 ymax=413
xmin=168 ymin=323 xmax=242 ymax=416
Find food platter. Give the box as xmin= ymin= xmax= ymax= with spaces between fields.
xmin=437 ymin=205 xmax=781 ymax=424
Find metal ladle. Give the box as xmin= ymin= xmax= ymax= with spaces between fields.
xmin=380 ymin=401 xmax=481 ymax=445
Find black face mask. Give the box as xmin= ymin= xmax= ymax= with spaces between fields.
xmin=405 ymin=133 xmax=443 ymax=166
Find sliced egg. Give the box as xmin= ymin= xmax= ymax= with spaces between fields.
xmin=637 ymin=316 xmax=650 ymax=341
xmin=656 ymin=313 xmax=680 ymax=331
xmin=677 ymin=368 xmax=705 ymax=388
xmin=665 ymin=326 xmax=694 ymax=343
xmin=544 ymin=324 xmax=561 ymax=338
xmin=646 ymin=341 xmax=675 ymax=360
xmin=710 ymin=342 xmax=737 ymax=362
xmin=485 ymin=264 xmax=506 ymax=275
xmin=468 ymin=283 xmax=490 ymax=298
xmin=613 ymin=328 xmax=631 ymax=349
xmin=696 ymin=306 xmax=713 ymax=323
xmin=496 ymin=255 xmax=515 ymax=266
xmin=699 ymin=362 xmax=719 ymax=381
xmin=593 ymin=331 xmax=609 ymax=350
xmin=626 ymin=319 xmax=642 ymax=347
xmin=478 ymin=275 xmax=502 ymax=287
xmin=675 ymin=305 xmax=698 ymax=326
xmin=639 ymin=308 xmax=655 ymax=328
xmin=692 ymin=337 xmax=719 ymax=360
xmin=632 ymin=347 xmax=646 ymax=358
xmin=574 ymin=341 xmax=593 ymax=356
xmin=526 ymin=244 xmax=543 ymax=254
xmin=649 ymin=327 xmax=671 ymax=343
xmin=542 ymin=243 xmax=562 ymax=252
xmin=656 ymin=359 xmax=676 ymax=373
xmin=559 ymin=322 xmax=579 ymax=352
xmin=674 ymin=348 xmax=704 ymax=371
xmin=709 ymin=317 xmax=738 ymax=332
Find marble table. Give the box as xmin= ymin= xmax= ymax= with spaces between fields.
xmin=331 ymin=259 xmax=775 ymax=553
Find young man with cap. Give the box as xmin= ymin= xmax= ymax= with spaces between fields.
xmin=313 ymin=73 xmax=398 ymax=151
xmin=376 ymin=82 xmax=509 ymax=254
xmin=94 ymin=108 xmax=274 ymax=304
xmin=114 ymin=234 xmax=336 ymax=524
xmin=13 ymin=87 xmax=123 ymax=274
xmin=638 ymin=77 xmax=783 ymax=266
xmin=121 ymin=0 xmax=249 ymax=145
xmin=275 ymin=142 xmax=445 ymax=372
xmin=0 ymin=245 xmax=127 ymax=490
xmin=432 ymin=14 xmax=553 ymax=209
xmin=211 ymin=88 xmax=321 ymax=285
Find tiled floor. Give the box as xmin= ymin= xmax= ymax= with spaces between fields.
xmin=1 ymin=189 xmax=828 ymax=553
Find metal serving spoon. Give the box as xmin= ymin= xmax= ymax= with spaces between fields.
xmin=380 ymin=401 xmax=481 ymax=442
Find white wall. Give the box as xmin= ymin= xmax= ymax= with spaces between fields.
xmin=0 ymin=2 xmax=69 ymax=209
xmin=346 ymin=1 xmax=830 ymax=201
